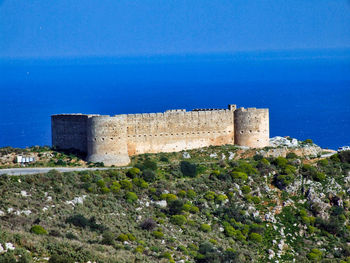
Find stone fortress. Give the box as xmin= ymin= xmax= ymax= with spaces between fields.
xmin=51 ymin=104 xmax=269 ymax=166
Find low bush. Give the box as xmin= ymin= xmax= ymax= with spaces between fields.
xmin=30 ymin=225 xmax=48 ymax=235
xmin=101 ymin=231 xmax=115 ymax=245
xmin=230 ymin=171 xmax=248 ymax=181
xmin=200 ymin=224 xmax=212 ymax=232
xmin=171 ymin=215 xmax=187 ymax=226
xmin=126 ymin=167 xmax=140 ymax=178
xmin=120 ymin=179 xmax=133 ymax=190
xmin=125 ymin=191 xmax=138 ymax=203
xmin=152 ymin=230 xmax=164 ymax=239
xmin=180 ymin=161 xmax=197 ymax=177
xmin=249 ymin=232 xmax=263 ymax=243
xmin=140 ymin=218 xmax=157 ymax=231
xmin=117 ymin=233 xmax=129 ymax=242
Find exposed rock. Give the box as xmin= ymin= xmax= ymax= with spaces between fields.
xmin=155 ymin=200 xmax=167 ymax=208
xmin=65 ymin=195 xmax=87 ymax=206
xmin=209 ymin=153 xmax=217 ymax=158
xmin=228 ymin=152 xmax=235 ymax=160
xmin=182 ymin=152 xmax=191 ymax=159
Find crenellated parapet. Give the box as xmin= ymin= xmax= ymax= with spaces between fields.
xmin=51 ymin=104 xmax=269 ymax=166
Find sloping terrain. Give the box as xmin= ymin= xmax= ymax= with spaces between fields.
xmin=0 ymin=141 xmax=349 ymax=262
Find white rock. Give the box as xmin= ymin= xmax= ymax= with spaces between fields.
xmin=268 ymin=249 xmax=275 ymax=259
xmin=21 ymin=190 xmax=30 ymax=197
xmin=0 ymin=210 xmax=5 ymax=217
xmin=163 ymin=190 xmax=169 ymax=194
xmin=0 ymin=244 xmax=4 ymax=253
xmin=21 ymin=210 xmax=32 ymax=216
xmin=145 ymin=201 xmax=150 ymax=207
xmin=219 ymin=227 xmax=224 ymax=232
xmin=136 ymin=207 xmax=142 ymax=211
xmin=228 ymin=152 xmax=235 ymax=160
xmin=155 ymin=200 xmax=167 ymax=208
xmin=5 ymin=243 xmax=15 ymax=250
xmin=47 ymin=196 xmax=52 ymax=202
xmin=65 ymin=195 xmax=87 ymax=206
xmin=183 ymin=152 xmax=191 ymax=159
xmin=209 ymin=153 xmax=217 ymax=158
xmin=221 ymin=153 xmax=226 ymax=160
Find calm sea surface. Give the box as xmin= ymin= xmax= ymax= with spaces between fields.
xmin=1 ymin=54 xmax=349 ymax=149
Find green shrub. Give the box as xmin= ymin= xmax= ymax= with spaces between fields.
xmin=102 ymin=231 xmax=115 ymax=245
xmin=170 ymin=215 xmax=187 ymax=226
xmin=133 ymin=177 xmax=149 ymax=188
xmin=180 ymin=161 xmax=197 ymax=177
xmin=187 ymin=189 xmax=197 ymax=199
xmin=117 ymin=233 xmax=129 ymax=242
xmin=286 ymin=152 xmax=298 ymax=159
xmin=216 ymin=194 xmax=228 ymax=202
xmin=273 ymin=157 xmax=288 ymax=168
xmin=66 ymin=214 xmax=89 ymax=228
xmin=304 ymin=139 xmax=313 ymax=144
xmin=307 ymin=248 xmax=322 ymax=261
xmin=125 ymin=192 xmax=138 ymax=203
xmin=127 ymin=233 xmax=136 ymax=241
xmin=134 ymin=245 xmax=144 ymax=253
xmin=231 ymin=171 xmax=248 ymax=181
xmin=152 ymin=230 xmax=164 ymax=239
xmin=249 ymin=232 xmax=262 ymax=243
xmin=161 ymin=193 xmax=178 ymax=202
xmin=204 ymin=191 xmax=215 ymax=201
xmin=232 ymin=161 xmax=257 ymax=176
xmin=126 ymin=167 xmax=140 ymax=178
xmin=224 ymin=224 xmax=235 ymax=237
xmin=159 ymin=156 xmax=169 ymax=162
xmin=96 ymin=179 xmax=105 ymax=188
xmin=161 ymin=252 xmax=172 ymax=260
xmin=143 ymin=160 xmax=158 ymax=170
xmin=200 ymin=224 xmax=212 ymax=232
xmin=100 ymin=186 xmax=110 ymax=194
xmin=314 ymin=172 xmax=326 ymax=182
xmin=110 ymin=181 xmax=121 ymax=193
xmin=318 ymin=159 xmax=329 ymax=167
xmin=30 ymin=225 xmax=48 ymax=235
xmin=120 ymin=179 xmax=133 ymax=190
xmin=142 ymin=169 xmax=157 ymax=182
xmin=190 ymin=205 xmax=199 ymax=213
xmin=241 ymin=185 xmax=251 ymax=194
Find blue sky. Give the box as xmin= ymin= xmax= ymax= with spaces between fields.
xmin=1 ymin=0 xmax=350 ymax=58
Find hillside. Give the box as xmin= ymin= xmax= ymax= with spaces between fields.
xmin=0 ymin=139 xmax=350 ymax=262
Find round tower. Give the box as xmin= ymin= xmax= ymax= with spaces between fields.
xmin=87 ymin=115 xmax=130 ymax=166
xmin=234 ymin=107 xmax=269 ymax=148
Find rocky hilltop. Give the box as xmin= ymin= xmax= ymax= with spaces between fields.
xmin=0 ymin=138 xmax=349 ymax=262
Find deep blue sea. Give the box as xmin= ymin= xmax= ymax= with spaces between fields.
xmin=1 ymin=51 xmax=350 ymax=150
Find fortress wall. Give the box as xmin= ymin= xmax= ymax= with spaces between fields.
xmin=51 ymin=114 xmax=89 ymax=153
xmin=86 ymin=115 xmax=130 ymax=166
xmin=234 ymin=108 xmax=269 ymax=148
xmin=125 ymin=110 xmax=234 ymax=155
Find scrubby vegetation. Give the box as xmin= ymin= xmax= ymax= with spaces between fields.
xmin=0 ymin=146 xmax=350 ymax=262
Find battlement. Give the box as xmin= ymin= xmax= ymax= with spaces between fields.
xmin=51 ymin=104 xmax=269 ymax=166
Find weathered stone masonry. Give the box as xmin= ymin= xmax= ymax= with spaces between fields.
xmin=51 ymin=104 xmax=269 ymax=166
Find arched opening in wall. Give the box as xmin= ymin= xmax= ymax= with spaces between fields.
xmin=102 ymin=138 xmax=105 ymax=141
xmin=240 ymin=131 xmax=244 ymax=134
xmin=249 ymin=130 xmax=252 ymax=133
xmin=94 ymin=138 xmax=96 ymax=141
xmin=258 ymin=130 xmax=260 ymax=132
xmin=111 ymin=138 xmax=114 ymax=140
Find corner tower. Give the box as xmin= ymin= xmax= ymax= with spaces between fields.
xmin=86 ymin=115 xmax=130 ymax=166
xmin=234 ymin=107 xmax=269 ymax=148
